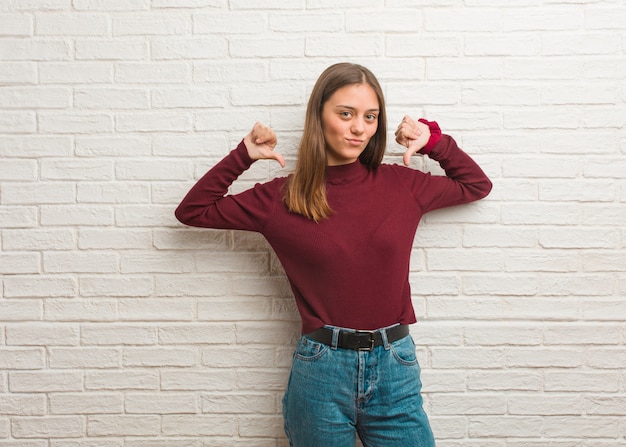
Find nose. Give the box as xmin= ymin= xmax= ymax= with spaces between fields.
xmin=351 ymin=118 xmax=365 ymax=135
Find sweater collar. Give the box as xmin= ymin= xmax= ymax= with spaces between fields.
xmin=325 ymin=159 xmax=369 ymax=185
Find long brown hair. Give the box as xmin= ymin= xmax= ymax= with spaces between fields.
xmin=283 ymin=63 xmax=387 ymax=222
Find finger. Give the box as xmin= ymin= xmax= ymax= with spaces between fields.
xmin=402 ymin=140 xmax=420 ymax=166
xmin=269 ymin=151 xmax=285 ymax=168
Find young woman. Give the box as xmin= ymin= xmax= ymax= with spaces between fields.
xmin=175 ymin=63 xmax=492 ymax=447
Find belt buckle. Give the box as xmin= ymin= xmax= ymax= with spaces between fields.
xmin=354 ymin=330 xmax=375 ymax=351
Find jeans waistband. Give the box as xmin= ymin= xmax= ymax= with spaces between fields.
xmin=304 ymin=324 xmax=409 ymax=351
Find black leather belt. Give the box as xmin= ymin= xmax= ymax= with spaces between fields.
xmin=305 ymin=325 xmax=409 ymax=351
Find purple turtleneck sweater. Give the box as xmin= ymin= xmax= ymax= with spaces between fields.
xmin=175 ymin=127 xmax=492 ymax=334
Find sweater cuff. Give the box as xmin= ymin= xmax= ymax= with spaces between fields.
xmin=237 ymin=138 xmax=255 ymax=166
xmin=418 ymin=119 xmax=442 ymax=155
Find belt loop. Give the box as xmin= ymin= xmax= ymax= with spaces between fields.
xmin=380 ymin=327 xmax=391 ymax=350
xmin=331 ymin=326 xmax=340 ymax=350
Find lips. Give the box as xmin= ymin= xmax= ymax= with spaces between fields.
xmin=347 ymin=138 xmax=364 ymax=146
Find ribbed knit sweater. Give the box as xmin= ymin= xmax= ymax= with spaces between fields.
xmin=175 ymin=127 xmax=492 ymax=334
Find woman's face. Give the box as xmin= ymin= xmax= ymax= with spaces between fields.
xmin=321 ymin=83 xmax=379 ymax=166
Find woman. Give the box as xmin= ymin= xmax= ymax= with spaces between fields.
xmin=175 ymin=62 xmax=492 ymax=447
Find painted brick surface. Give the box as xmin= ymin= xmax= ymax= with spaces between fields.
xmin=1 ymin=2 xmax=625 ymax=446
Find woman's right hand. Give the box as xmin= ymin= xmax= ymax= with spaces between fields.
xmin=244 ymin=122 xmax=285 ymax=168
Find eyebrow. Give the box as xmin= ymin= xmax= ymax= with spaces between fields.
xmin=335 ymin=105 xmax=380 ymax=112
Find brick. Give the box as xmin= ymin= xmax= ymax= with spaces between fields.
xmin=44 ymin=299 xmax=117 ymax=322
xmin=542 ymin=416 xmax=621 ymax=439
xmin=505 ymin=348 xmax=584 ymax=368
xmin=0 ymin=62 xmax=37 ymax=84
xmin=426 ymin=249 xmax=503 ymax=271
xmin=509 ymin=394 xmax=583 ymax=416
xmin=161 ymin=415 xmax=236 ymax=436
xmin=305 ymin=35 xmax=380 ymax=57
xmin=112 ymin=14 xmax=188 ymax=36
xmin=151 ymin=37 xmax=227 ymax=59
xmin=118 ymin=298 xmax=195 ymax=321
xmin=544 ymin=372 xmax=619 ymax=392
xmin=501 ymin=203 xmax=579 ymax=225
xmin=193 ymin=12 xmax=265 ymax=34
xmin=78 ymin=229 xmax=152 ymax=250
xmin=121 ymin=347 xmax=196 ymax=367
xmin=160 ymin=370 xmax=237 ymax=391
xmin=2 ymin=229 xmax=76 ymax=250
xmin=0 ymin=39 xmax=71 ymax=61
xmin=125 ymin=393 xmax=197 ymax=414
xmin=585 ymin=396 xmax=626 ymax=416
xmin=158 ymin=323 xmax=236 ymax=344
xmin=40 ymin=205 xmax=114 ymax=226
xmin=115 ymin=112 xmax=192 ymax=132
xmin=73 ymin=0 xmax=149 ymax=10
xmin=465 ymin=34 xmax=540 ymax=56
xmin=49 ymin=393 xmax=123 ymax=415
xmin=346 ymin=10 xmax=420 ymax=32
xmin=81 ymin=324 xmax=156 ymax=345
xmin=39 ymin=62 xmax=112 ymax=84
xmin=0 ymin=111 xmax=36 ymax=132
xmin=585 ymin=6 xmax=626 ymax=30
xmin=79 ymin=276 xmax=153 ymax=298
xmin=431 ymin=348 xmax=505 ymax=369
xmin=4 ymin=276 xmax=77 ymax=298
xmin=238 ymin=414 xmax=284 ymax=438
xmin=469 ymin=416 xmax=543 ymax=438
xmin=85 ymin=371 xmax=159 ymax=391
xmin=430 ymin=393 xmax=506 ymax=415
xmin=115 ymin=62 xmax=190 ymax=83
xmin=0 ymin=349 xmax=45 ymax=370
xmin=202 ymin=393 xmax=275 ymax=414
xmin=75 ymin=88 xmax=150 ymax=110
xmin=0 ymin=135 xmax=72 ymax=157
xmin=74 ymin=136 xmax=151 ymax=157
xmin=505 ymin=250 xmax=578 ymax=273
xmin=87 ymin=415 xmax=160 ymax=436
xmin=387 ymin=83 xmax=460 ymax=106
xmin=467 ymin=371 xmax=543 ymax=392
xmin=152 ymin=87 xmax=228 ymax=108
xmin=39 ymin=113 xmax=112 ymax=134
xmin=75 ymin=39 xmax=148 ymax=60
xmin=122 ymin=253 xmax=194 ymax=273
xmin=9 ymin=372 xmax=82 ymax=392
xmin=0 ymin=86 xmax=70 ymax=108
xmin=0 ymin=14 xmax=33 ymax=36
xmin=2 ymin=182 xmax=74 ymax=204
xmin=2 ymin=0 xmax=70 ymax=10
xmin=77 ymin=182 xmax=150 ymax=204
xmin=0 ymin=300 xmax=42 ymax=322
xmin=49 ymin=347 xmax=120 ymax=368
xmin=36 ymin=13 xmax=108 ymax=36
xmin=12 ymin=416 xmax=84 ymax=438
xmin=6 ymin=324 xmax=79 ymax=346
xmin=0 ymin=253 xmax=39 ymax=274
xmin=270 ymin=12 xmax=342 ymax=32
xmin=539 ymin=228 xmax=616 ymax=249
xmin=425 ymin=8 xmax=502 ymax=32
xmin=0 ymin=395 xmax=46 ymax=416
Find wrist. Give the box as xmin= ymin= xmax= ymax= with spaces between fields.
xmin=418 ymin=119 xmax=442 ymax=155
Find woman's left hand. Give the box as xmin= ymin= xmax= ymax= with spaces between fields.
xmin=395 ymin=116 xmax=431 ymax=166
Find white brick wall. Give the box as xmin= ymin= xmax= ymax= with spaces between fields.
xmin=1 ymin=1 xmax=625 ymax=446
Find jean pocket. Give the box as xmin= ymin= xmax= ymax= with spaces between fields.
xmin=390 ymin=335 xmax=419 ymax=366
xmin=294 ymin=336 xmax=329 ymax=362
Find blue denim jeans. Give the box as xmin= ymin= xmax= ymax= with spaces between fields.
xmin=282 ymin=325 xmax=435 ymax=447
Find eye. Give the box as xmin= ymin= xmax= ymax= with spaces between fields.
xmin=366 ymin=114 xmax=377 ymax=121
xmin=339 ymin=111 xmax=352 ymax=118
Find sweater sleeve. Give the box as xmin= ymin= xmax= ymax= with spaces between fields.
xmin=400 ymin=127 xmax=492 ymax=213
xmin=174 ymin=140 xmax=277 ymax=232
